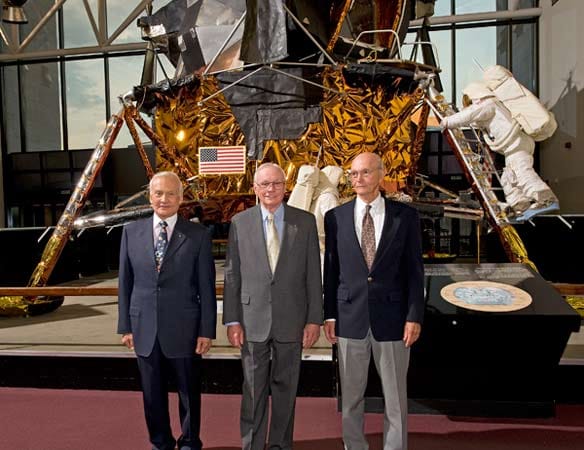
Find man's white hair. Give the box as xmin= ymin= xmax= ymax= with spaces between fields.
xmin=149 ymin=171 xmax=184 ymax=197
xmin=253 ymin=163 xmax=286 ymax=184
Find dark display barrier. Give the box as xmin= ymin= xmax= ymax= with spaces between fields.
xmin=354 ymin=263 xmax=581 ymax=416
xmin=0 ymin=227 xmax=122 ymax=286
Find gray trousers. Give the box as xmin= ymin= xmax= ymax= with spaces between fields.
xmin=338 ymin=330 xmax=410 ymax=450
xmin=240 ymin=339 xmax=302 ymax=450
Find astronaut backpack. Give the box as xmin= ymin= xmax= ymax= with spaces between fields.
xmin=483 ymin=65 xmax=557 ymax=141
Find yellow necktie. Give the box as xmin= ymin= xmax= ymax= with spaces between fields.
xmin=266 ymin=213 xmax=280 ymax=273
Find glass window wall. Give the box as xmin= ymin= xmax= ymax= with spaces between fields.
xmin=65 ymin=59 xmax=106 ymax=150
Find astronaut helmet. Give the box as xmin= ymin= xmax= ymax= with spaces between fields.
xmin=462 ymin=81 xmax=494 ymax=103
xmin=295 ymin=164 xmax=320 ymax=186
xmin=320 ymin=165 xmax=344 ymax=187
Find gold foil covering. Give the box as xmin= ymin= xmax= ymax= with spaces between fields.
xmin=261 ymin=69 xmax=420 ymax=193
xmin=565 ymin=296 xmax=584 ymax=318
xmin=153 ymin=67 xmax=421 ymax=217
xmin=0 ymin=295 xmax=63 ymax=317
xmin=499 ymin=225 xmax=537 ymax=272
xmin=0 ymin=296 xmax=30 ymax=316
xmin=154 ymin=77 xmax=251 ymax=198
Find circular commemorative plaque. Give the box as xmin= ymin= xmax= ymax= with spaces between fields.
xmin=440 ymin=280 xmax=532 ymax=312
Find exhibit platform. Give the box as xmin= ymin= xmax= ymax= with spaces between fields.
xmin=0 ymin=263 xmax=582 ymax=417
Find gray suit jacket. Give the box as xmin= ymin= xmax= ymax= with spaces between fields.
xmin=223 ymin=204 xmax=322 ymax=342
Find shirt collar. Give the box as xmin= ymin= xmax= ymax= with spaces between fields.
xmin=260 ymin=203 xmax=284 ymax=221
xmin=355 ymin=193 xmax=384 ymax=214
xmin=153 ymin=213 xmax=178 ymax=229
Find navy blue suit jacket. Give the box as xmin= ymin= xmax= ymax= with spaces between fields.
xmin=323 ymin=198 xmax=424 ymax=341
xmin=117 ymin=216 xmax=217 ymax=358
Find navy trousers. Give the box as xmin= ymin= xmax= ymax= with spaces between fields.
xmin=137 ymin=338 xmax=202 ymax=450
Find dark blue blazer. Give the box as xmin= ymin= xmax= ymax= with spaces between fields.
xmin=117 ymin=216 xmax=217 ymax=358
xmin=323 ymin=198 xmax=424 ymax=341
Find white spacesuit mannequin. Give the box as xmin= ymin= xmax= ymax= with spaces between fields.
xmin=440 ymin=81 xmax=558 ymax=217
xmin=309 ymin=165 xmax=344 ymax=269
xmin=287 ymin=165 xmax=320 ymax=211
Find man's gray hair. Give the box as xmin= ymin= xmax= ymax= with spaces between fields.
xmin=149 ymin=171 xmax=184 ymax=197
xmin=253 ymin=163 xmax=286 ymax=184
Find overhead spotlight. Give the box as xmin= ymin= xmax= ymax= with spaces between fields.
xmin=2 ymin=1 xmax=28 ymax=25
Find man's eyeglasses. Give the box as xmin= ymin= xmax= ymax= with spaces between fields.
xmin=255 ymin=181 xmax=286 ymax=190
xmin=348 ymin=168 xmax=381 ymax=179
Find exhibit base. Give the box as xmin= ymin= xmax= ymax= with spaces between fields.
xmin=337 ymin=263 xmax=581 ymax=417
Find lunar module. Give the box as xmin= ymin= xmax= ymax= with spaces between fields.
xmin=1 ymin=0 xmax=549 ymax=316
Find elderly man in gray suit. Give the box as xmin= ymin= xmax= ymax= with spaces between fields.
xmin=223 ymin=162 xmax=322 ymax=450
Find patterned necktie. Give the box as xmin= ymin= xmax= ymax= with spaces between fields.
xmin=361 ymin=205 xmax=376 ymax=271
xmin=155 ymin=221 xmax=168 ymax=271
xmin=266 ymin=213 xmax=280 ymax=273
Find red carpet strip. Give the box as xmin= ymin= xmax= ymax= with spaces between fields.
xmin=1 ymin=388 xmax=583 ymax=449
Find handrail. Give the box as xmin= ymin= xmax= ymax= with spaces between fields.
xmin=552 ymin=284 xmax=584 ymax=296
xmin=0 ymin=284 xmax=225 ymax=297
xmin=2 ymin=283 xmax=580 ymax=299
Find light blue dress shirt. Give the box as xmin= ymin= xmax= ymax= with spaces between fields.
xmin=260 ymin=203 xmax=284 ymax=243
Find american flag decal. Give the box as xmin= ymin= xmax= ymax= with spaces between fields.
xmin=198 ymin=146 xmax=246 ymax=175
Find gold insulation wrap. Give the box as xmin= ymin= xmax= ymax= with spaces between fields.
xmin=0 ymin=295 xmax=63 ymax=317
xmin=154 ymin=67 xmax=423 ymax=216
xmin=499 ymin=225 xmax=537 ymax=272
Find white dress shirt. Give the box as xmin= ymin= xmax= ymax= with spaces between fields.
xmin=325 ymin=194 xmax=385 ymax=325
xmin=354 ymin=193 xmax=385 ymax=249
xmin=152 ymin=213 xmax=178 ymax=245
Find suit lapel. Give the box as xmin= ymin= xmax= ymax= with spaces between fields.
xmin=274 ymin=205 xmax=297 ymax=277
xmin=136 ymin=218 xmax=157 ymax=270
xmin=161 ymin=217 xmax=187 ymax=265
xmin=342 ymin=200 xmax=368 ymax=271
xmin=251 ymin=205 xmax=273 ymax=276
xmin=371 ymin=198 xmax=400 ymax=270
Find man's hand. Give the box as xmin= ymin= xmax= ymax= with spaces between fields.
xmin=302 ymin=323 xmax=320 ymax=349
xmin=121 ymin=333 xmax=134 ymax=350
xmin=196 ymin=337 xmax=212 ymax=355
xmin=227 ymin=324 xmax=245 ymax=349
xmin=439 ymin=118 xmax=449 ymax=131
xmin=403 ymin=321 xmax=421 ymax=348
xmin=323 ymin=321 xmax=337 ymax=345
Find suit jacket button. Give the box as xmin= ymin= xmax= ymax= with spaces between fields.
xmin=367 ymin=276 xmax=373 ymax=282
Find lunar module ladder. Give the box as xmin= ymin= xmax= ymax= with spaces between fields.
xmin=425 ymin=96 xmax=511 ymax=228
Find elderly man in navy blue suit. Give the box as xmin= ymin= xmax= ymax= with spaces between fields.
xmin=323 ymin=153 xmax=424 ymax=450
xmin=118 ymin=171 xmax=216 ymax=450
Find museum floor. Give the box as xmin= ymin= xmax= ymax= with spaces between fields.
xmin=0 ymin=265 xmax=582 ymax=361
xmin=1 ymin=265 xmax=583 ymax=420
xmin=1 ymin=387 xmax=584 ymax=450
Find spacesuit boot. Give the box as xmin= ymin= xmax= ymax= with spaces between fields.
xmin=500 ymin=166 xmax=531 ymax=215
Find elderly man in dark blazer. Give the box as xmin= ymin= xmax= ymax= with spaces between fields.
xmin=323 ymin=153 xmax=424 ymax=450
xmin=223 ymin=162 xmax=322 ymax=450
xmin=118 ymin=171 xmax=216 ymax=450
